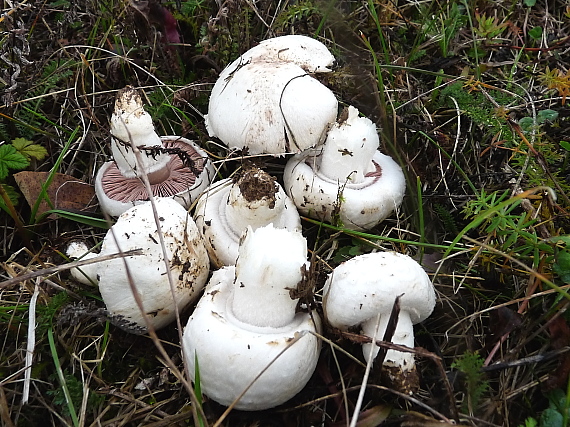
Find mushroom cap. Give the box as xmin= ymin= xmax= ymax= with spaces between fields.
xmin=66 ymin=241 xmax=98 ymax=285
xmin=182 ymin=266 xmax=321 ymax=410
xmin=219 ymin=34 xmax=335 ymax=81
xmin=95 ymin=136 xmax=214 ymax=217
xmin=96 ymin=198 xmax=210 ymax=330
xmin=323 ymin=252 xmax=435 ymax=330
xmin=194 ymin=169 xmax=301 ymax=267
xmin=205 ymin=61 xmax=338 ymax=155
xmin=283 ymin=149 xmax=406 ymax=230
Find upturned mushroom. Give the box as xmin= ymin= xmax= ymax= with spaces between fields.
xmin=194 ymin=165 xmax=301 ymax=267
xmin=283 ymin=106 xmax=406 ymax=230
xmin=95 ymin=86 xmax=214 ymax=217
xmin=182 ymin=224 xmax=321 ymax=410
xmin=323 ymin=251 xmax=435 ymax=394
xmin=66 ymin=197 xmax=210 ymax=331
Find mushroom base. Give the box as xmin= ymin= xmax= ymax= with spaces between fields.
xmin=377 ymin=363 xmax=420 ymax=396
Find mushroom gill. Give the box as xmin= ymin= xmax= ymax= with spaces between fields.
xmin=100 ymin=140 xmax=205 ymax=202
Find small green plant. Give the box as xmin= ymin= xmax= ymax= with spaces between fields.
xmin=47 ymin=371 xmax=104 ymax=417
xmin=420 ymin=2 xmax=468 ymax=58
xmin=0 ymin=138 xmax=47 ymax=221
xmin=520 ymin=389 xmax=570 ymax=427
xmin=474 ymin=11 xmax=508 ymax=40
xmin=333 ymin=237 xmax=375 ymax=263
xmin=274 ymin=0 xmax=320 ymax=32
xmin=433 ymin=203 xmax=460 ymax=236
xmin=452 ymin=351 xmax=489 ymax=414
xmin=461 ymin=189 xmax=544 ymax=267
xmin=519 ymin=109 xmax=559 ymax=133
xmin=539 ymin=67 xmax=570 ymax=105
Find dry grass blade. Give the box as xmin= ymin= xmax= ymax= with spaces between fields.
xmin=0 ymin=249 xmax=143 ymax=289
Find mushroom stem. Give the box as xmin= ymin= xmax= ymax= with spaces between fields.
xmin=230 ymin=226 xmax=307 ymax=329
xmin=317 ymin=106 xmax=379 ymax=184
xmin=224 ymin=176 xmax=286 ymax=234
xmin=110 ymin=86 xmax=170 ymax=179
xmin=361 ymin=310 xmax=415 ymax=369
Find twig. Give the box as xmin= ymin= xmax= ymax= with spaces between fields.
xmin=21 ymin=279 xmax=39 ymax=405
xmin=0 ymin=249 xmax=143 ymax=289
xmin=350 ymin=313 xmax=381 ymax=427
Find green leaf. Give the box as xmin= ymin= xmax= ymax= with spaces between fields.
xmin=528 ymin=26 xmax=543 ymax=40
xmin=560 ymin=141 xmax=570 ymax=151
xmin=521 ymin=417 xmax=538 ymax=427
xmin=537 ymin=109 xmax=559 ymax=123
xmin=0 ymin=145 xmax=29 ymax=180
xmin=11 ymin=137 xmax=48 ymax=161
xmin=0 ymin=183 xmax=21 ymax=213
xmin=523 ymin=0 xmax=536 ymax=6
xmin=518 ymin=116 xmax=535 ymax=132
xmin=545 ymin=236 xmax=570 ymax=247
xmin=43 ymin=209 xmax=110 ymax=229
xmin=553 ymin=250 xmax=570 ymax=283
xmin=540 ymin=408 xmax=563 ymax=427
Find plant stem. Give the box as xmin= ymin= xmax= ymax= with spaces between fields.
xmin=0 ymin=183 xmax=32 ymax=248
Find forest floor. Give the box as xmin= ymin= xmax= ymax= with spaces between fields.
xmin=2 ymin=0 xmax=570 ymax=426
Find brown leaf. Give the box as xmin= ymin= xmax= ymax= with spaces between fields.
xmin=543 ymin=315 xmax=570 ymax=391
xmin=13 ymin=171 xmax=96 ymax=219
xmin=489 ymin=306 xmax=522 ymax=340
xmin=548 ymin=314 xmax=570 ymax=349
xmin=355 ymin=405 xmax=391 ymax=427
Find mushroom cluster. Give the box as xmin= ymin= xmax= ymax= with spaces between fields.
xmin=66 ymin=34 xmax=436 ymax=413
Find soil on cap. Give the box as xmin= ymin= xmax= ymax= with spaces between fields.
xmin=236 ymin=167 xmax=278 ymax=208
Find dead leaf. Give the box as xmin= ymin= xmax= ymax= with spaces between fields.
xmin=13 ymin=171 xmax=96 ymax=219
xmin=543 ymin=315 xmax=570 ymax=391
xmin=489 ymin=306 xmax=522 ymax=341
xmin=356 ymin=405 xmax=391 ymax=427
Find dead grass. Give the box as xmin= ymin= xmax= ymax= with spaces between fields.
xmin=2 ymin=0 xmax=570 ymax=425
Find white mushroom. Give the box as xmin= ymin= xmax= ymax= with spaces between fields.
xmin=283 ymin=106 xmax=406 ymax=230
xmin=219 ymin=34 xmax=335 ymax=80
xmin=95 ymin=86 xmax=214 ymax=217
xmin=66 ymin=241 xmax=98 ymax=285
xmin=66 ymin=198 xmax=210 ymax=331
xmin=194 ymin=166 xmax=301 ymax=267
xmin=182 ymin=224 xmax=321 ymax=410
xmin=323 ymin=251 xmax=435 ymax=393
xmin=205 ymin=61 xmax=338 ymax=156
